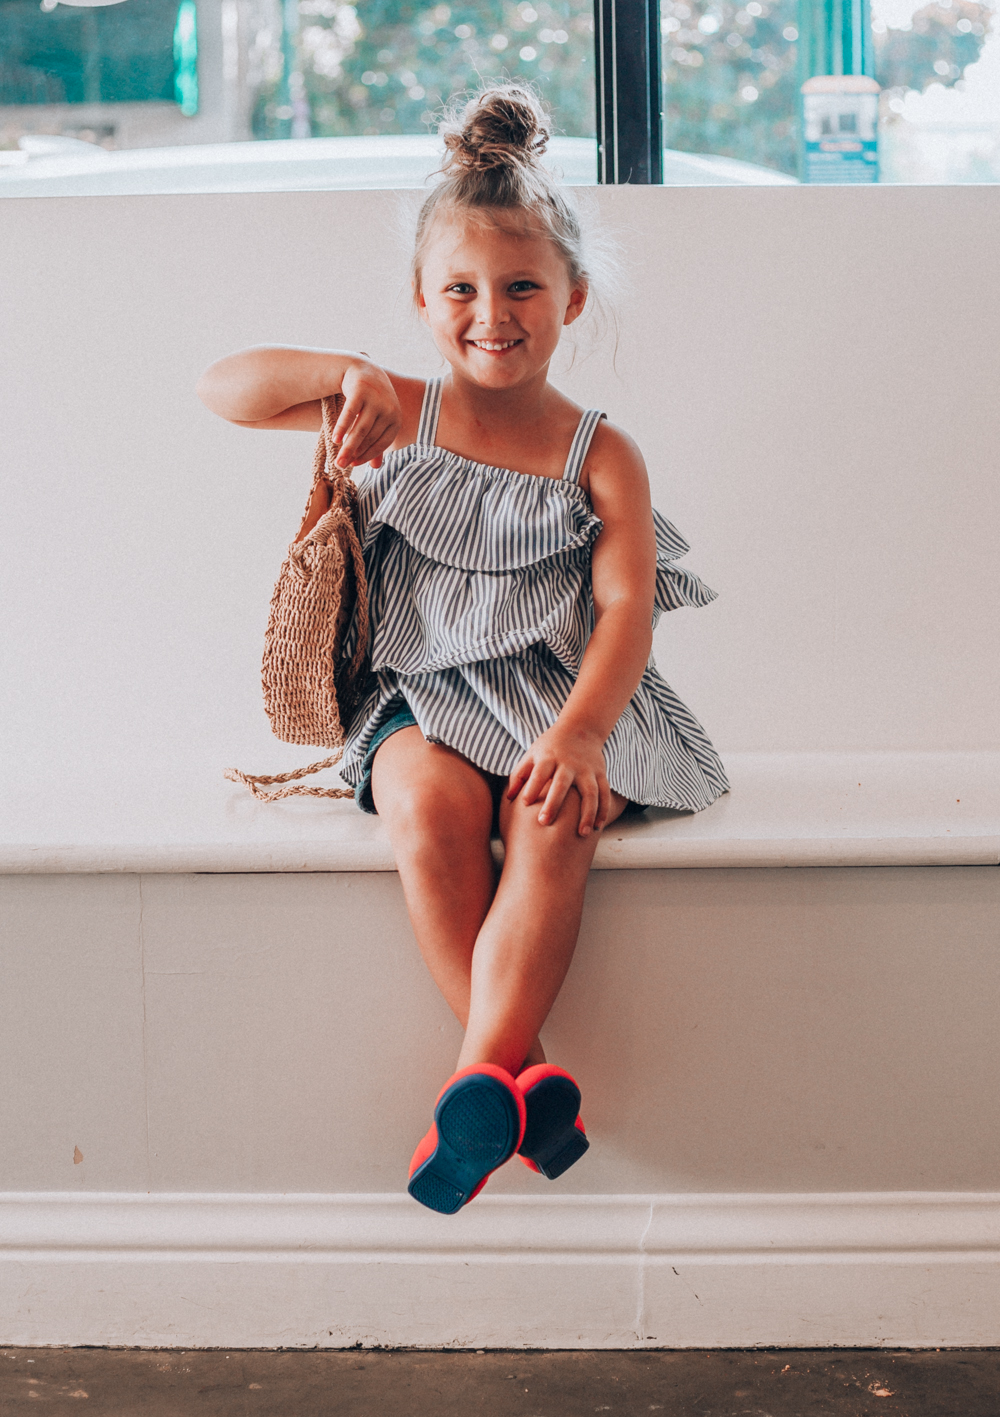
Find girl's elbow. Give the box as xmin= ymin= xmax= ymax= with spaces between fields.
xmin=196 ymin=358 xmax=253 ymax=422
xmin=595 ymin=595 xmax=654 ymax=651
xmin=195 ymin=367 xmax=223 ymax=415
xmin=628 ymin=599 xmax=655 ymax=658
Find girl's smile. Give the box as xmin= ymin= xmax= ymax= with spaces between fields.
xmin=468 ymin=339 xmax=522 ymax=353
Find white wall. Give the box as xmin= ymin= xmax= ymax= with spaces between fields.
xmin=4 ymin=867 xmax=1000 ymax=1196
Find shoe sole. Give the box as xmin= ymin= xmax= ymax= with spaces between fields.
xmin=408 ymin=1073 xmax=522 ymax=1215
xmin=519 ymin=1074 xmax=589 ymax=1179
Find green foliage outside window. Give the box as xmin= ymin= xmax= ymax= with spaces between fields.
xmin=662 ymin=0 xmax=800 ymax=174
xmin=874 ymin=0 xmax=989 ymax=91
xmin=253 ymin=0 xmax=594 ymax=138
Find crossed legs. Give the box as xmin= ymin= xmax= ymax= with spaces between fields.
xmin=371 ymin=726 xmax=627 ymax=1076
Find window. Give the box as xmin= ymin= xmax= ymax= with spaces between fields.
xmin=661 ymin=0 xmax=998 ymax=179
xmin=0 ymin=0 xmax=995 ymax=184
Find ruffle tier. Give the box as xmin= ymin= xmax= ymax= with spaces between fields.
xmin=356 ymin=445 xmax=719 ymax=680
xmin=339 ymin=443 xmax=729 ymax=812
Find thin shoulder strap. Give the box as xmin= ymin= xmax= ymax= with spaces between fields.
xmin=562 ymin=408 xmax=606 ymax=484
xmin=416 ymin=376 xmax=444 ymax=446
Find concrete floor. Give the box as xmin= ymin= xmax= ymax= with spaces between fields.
xmin=1 ymin=1349 xmax=998 ymax=1416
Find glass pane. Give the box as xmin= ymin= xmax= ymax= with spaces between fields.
xmin=0 ymin=0 xmax=182 ymax=105
xmin=255 ymin=0 xmax=595 ymax=138
xmin=876 ymin=0 xmax=999 ymax=182
xmin=662 ymin=0 xmax=802 ymax=177
xmin=661 ymin=0 xmax=999 ymax=180
xmin=0 ymin=0 xmax=594 ymax=152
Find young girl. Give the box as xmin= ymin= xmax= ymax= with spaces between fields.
xmin=198 ymin=85 xmax=728 ymax=1216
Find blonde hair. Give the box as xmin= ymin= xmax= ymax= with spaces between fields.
xmin=412 ymin=84 xmax=591 ymax=299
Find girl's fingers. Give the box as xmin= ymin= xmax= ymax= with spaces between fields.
xmin=506 ymin=759 xmax=533 ymax=800
xmin=334 ymin=422 xmax=364 ymax=463
xmin=353 ymin=412 xmax=387 ymax=454
xmin=355 ymin=414 xmax=396 ymax=464
xmin=337 ymin=409 xmax=379 ymax=466
xmin=577 ymin=779 xmax=600 ymax=837
xmin=537 ymin=767 xmax=574 ymax=825
xmin=510 ymin=742 xmax=609 ymax=833
xmin=594 ymin=777 xmax=611 ymax=834
xmin=331 ymin=399 xmax=361 ymax=447
xmin=520 ymin=760 xmax=556 ymax=807
xmin=341 ymin=409 xmax=402 ymax=468
xmin=354 ymin=415 xmax=388 ymax=455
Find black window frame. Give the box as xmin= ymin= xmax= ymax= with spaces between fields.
xmin=595 ymin=0 xmax=663 ymax=182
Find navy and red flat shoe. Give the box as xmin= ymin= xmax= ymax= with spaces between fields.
xmin=516 ymin=1064 xmax=590 ymax=1179
xmin=407 ymin=1064 xmax=526 ymax=1215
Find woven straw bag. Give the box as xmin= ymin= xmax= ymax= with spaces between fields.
xmin=225 ymin=394 xmax=369 ymax=801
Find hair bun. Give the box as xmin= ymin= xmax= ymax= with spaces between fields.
xmin=440 ymin=84 xmax=551 ymax=171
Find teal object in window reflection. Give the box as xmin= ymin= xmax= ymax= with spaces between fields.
xmin=174 ymin=0 xmax=198 ymax=116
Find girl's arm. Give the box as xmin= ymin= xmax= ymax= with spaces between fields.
xmin=507 ymin=423 xmax=657 ymax=836
xmin=196 ymin=345 xmax=413 ymax=468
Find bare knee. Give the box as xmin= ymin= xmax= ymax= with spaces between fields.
xmin=384 ymin=778 xmax=488 ymax=850
xmin=499 ymin=784 xmax=629 ymax=861
xmin=372 ymin=743 xmax=493 ymax=863
xmin=500 ymin=784 xmax=587 ymax=858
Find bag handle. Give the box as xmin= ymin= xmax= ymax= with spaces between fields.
xmin=321 ymin=393 xmax=344 ymax=474
xmin=317 ymin=392 xmax=356 ymax=499
xmin=319 ymin=392 xmax=369 ymax=696
xmin=224 ymin=754 xmax=353 ymax=801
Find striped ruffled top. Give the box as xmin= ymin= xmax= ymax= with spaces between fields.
xmin=338 ymin=377 xmax=729 ymax=813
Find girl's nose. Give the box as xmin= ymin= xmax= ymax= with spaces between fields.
xmin=475 ymin=291 xmax=510 ymax=329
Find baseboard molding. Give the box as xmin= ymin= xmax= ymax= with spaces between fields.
xmin=2 ymin=1191 xmax=999 ymax=1348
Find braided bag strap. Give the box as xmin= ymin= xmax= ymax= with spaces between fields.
xmin=320 ymin=394 xmax=370 ymax=699
xmin=223 ymin=755 xmax=354 ymax=802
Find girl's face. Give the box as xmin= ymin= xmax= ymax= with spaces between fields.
xmin=416 ymin=214 xmax=587 ymax=391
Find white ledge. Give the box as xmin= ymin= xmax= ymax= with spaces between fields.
xmin=4 ymin=834 xmax=999 ymax=875
xmin=2 ymin=752 xmax=998 ymax=874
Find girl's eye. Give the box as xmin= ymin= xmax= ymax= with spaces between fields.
xmin=509 ymin=281 xmax=539 ymax=294
xmin=447 ymin=283 xmax=475 ymax=295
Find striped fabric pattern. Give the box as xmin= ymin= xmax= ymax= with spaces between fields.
xmin=338 ymin=379 xmax=729 ymax=812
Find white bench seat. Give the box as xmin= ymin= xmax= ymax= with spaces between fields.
xmin=3 ymin=750 xmax=998 ymax=874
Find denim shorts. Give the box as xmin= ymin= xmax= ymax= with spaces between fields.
xmin=354 ymin=701 xmax=418 ymax=815
xmin=356 ymin=699 xmax=648 ymax=823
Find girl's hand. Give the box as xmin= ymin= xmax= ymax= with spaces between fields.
xmin=506 ymin=723 xmax=610 ymax=837
xmin=332 ymin=360 xmax=403 ymax=469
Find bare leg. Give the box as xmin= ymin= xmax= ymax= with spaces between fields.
xmin=457 ymin=783 xmax=628 ymax=1075
xmin=371 ymin=727 xmax=496 ymax=1032
xmin=372 ymin=727 xmax=626 ymax=1075
xmin=372 ymin=728 xmax=548 ymax=1068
